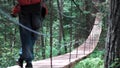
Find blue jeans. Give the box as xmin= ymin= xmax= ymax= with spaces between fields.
xmin=19 ymin=11 xmax=43 ymax=63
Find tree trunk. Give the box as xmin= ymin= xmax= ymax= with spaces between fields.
xmin=57 ymin=0 xmax=67 ymax=55
xmin=105 ymin=0 xmax=120 ymax=68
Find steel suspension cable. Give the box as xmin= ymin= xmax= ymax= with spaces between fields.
xmin=0 ymin=8 xmax=85 ymax=48
xmin=55 ymin=0 xmax=84 ymax=19
xmin=0 ymin=0 xmax=93 ymax=67
xmin=0 ymin=0 xmax=89 ymax=37
xmin=0 ymin=8 xmax=49 ymax=36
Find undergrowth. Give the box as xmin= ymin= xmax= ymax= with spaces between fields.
xmin=74 ymin=50 xmax=104 ymax=68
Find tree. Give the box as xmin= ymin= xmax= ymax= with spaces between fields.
xmin=105 ymin=0 xmax=120 ymax=68
xmin=57 ymin=0 xmax=66 ymax=55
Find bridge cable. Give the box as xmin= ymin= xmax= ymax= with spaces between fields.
xmin=49 ymin=0 xmax=53 ymax=67
xmin=0 ymin=0 xmax=92 ymax=67
xmin=0 ymin=8 xmax=49 ymax=37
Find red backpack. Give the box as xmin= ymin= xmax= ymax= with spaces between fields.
xmin=17 ymin=0 xmax=41 ymax=6
xmin=11 ymin=0 xmax=48 ymax=17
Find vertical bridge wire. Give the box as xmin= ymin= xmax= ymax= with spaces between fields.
xmin=68 ymin=0 xmax=73 ymax=68
xmin=49 ymin=0 xmax=53 ymax=67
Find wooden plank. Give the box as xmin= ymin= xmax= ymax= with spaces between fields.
xmin=8 ymin=13 xmax=102 ymax=68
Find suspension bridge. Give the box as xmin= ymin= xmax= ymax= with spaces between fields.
xmin=7 ymin=13 xmax=102 ymax=68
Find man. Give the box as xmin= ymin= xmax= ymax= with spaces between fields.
xmin=11 ymin=0 xmax=48 ymax=68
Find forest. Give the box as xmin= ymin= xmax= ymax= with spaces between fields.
xmin=0 ymin=0 xmax=120 ymax=68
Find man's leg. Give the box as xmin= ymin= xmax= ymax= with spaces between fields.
xmin=31 ymin=12 xmax=43 ymax=45
xmin=19 ymin=12 xmax=34 ymax=65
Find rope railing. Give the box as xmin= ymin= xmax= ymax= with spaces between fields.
xmin=8 ymin=13 xmax=102 ymax=68
xmin=0 ymin=8 xmax=49 ymax=36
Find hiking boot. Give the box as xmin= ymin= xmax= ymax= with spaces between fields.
xmin=25 ymin=62 xmax=33 ymax=68
xmin=16 ymin=58 xmax=23 ymax=68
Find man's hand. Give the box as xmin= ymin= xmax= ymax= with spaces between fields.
xmin=11 ymin=4 xmax=20 ymax=18
xmin=11 ymin=13 xmax=17 ymax=17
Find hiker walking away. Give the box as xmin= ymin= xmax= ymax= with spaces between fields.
xmin=11 ymin=0 xmax=48 ymax=68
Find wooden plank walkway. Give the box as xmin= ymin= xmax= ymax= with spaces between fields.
xmin=8 ymin=13 xmax=102 ymax=68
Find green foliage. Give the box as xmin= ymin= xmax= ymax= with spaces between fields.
xmin=0 ymin=48 xmax=19 ymax=68
xmin=45 ymin=46 xmax=59 ymax=58
xmin=75 ymin=58 xmax=104 ymax=68
xmin=89 ymin=50 xmax=105 ymax=58
xmin=110 ymin=58 xmax=120 ymax=68
xmin=74 ymin=50 xmax=104 ymax=68
xmin=0 ymin=0 xmax=107 ymax=68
